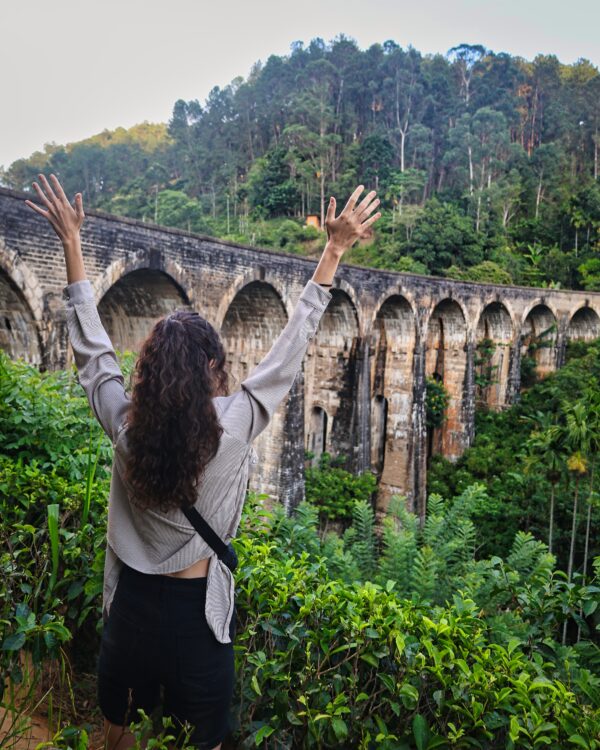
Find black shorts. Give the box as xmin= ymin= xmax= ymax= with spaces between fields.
xmin=97 ymin=563 xmax=236 ymax=750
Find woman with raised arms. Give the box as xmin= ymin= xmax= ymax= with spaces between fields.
xmin=25 ymin=174 xmax=380 ymax=750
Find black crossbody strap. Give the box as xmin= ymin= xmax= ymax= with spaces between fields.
xmin=181 ymin=505 xmax=230 ymax=558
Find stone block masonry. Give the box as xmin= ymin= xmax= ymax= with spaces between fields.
xmin=2 ymin=186 xmax=600 ymax=516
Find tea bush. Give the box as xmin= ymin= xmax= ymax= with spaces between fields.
xmin=232 ymin=515 xmax=600 ymax=748
xmin=305 ymin=451 xmax=377 ymax=522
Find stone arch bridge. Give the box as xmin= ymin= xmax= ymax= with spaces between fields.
xmin=2 ymin=186 xmax=599 ymax=517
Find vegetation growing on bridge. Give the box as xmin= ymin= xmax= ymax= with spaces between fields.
xmin=2 ymin=40 xmax=600 ymax=290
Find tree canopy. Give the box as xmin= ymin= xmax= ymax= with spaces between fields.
xmin=3 ymin=38 xmax=600 ymax=288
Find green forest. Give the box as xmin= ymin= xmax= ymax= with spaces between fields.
xmin=2 ymin=37 xmax=600 ymax=288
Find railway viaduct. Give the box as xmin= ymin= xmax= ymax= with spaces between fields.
xmin=2 ymin=185 xmax=600 ymax=517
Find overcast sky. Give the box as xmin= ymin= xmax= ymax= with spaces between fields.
xmin=2 ymin=0 xmax=599 ymax=170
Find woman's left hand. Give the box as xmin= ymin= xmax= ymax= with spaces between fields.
xmin=25 ymin=173 xmax=85 ymax=245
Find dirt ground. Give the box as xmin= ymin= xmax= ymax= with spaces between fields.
xmin=0 ymin=705 xmax=106 ymax=750
xmin=1 ymin=657 xmax=238 ymax=749
xmin=0 ymin=660 xmax=106 ymax=750
xmin=0 ymin=707 xmax=51 ymax=749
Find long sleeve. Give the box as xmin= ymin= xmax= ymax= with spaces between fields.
xmin=215 ymin=279 xmax=332 ymax=444
xmin=62 ymin=279 xmax=130 ymax=443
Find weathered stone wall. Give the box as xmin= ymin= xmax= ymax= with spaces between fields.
xmin=370 ymin=295 xmax=417 ymax=512
xmin=475 ymin=302 xmax=513 ymax=409
xmin=220 ymin=281 xmax=290 ymax=505
xmin=2 ymin=185 xmax=600 ymax=516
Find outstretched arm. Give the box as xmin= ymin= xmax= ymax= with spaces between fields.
xmin=25 ymin=174 xmax=130 ymax=443
xmin=217 ymin=185 xmax=381 ymax=444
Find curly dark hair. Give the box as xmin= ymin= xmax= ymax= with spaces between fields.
xmin=123 ymin=309 xmax=230 ymax=512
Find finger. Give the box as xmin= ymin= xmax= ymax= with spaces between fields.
xmin=32 ymin=181 xmax=53 ymax=210
xmin=354 ymin=190 xmax=377 ymax=216
xmin=49 ymin=173 xmax=68 ymax=203
xmin=341 ymin=185 xmax=364 ymax=215
xmin=38 ymin=173 xmax=59 ymax=205
xmin=325 ymin=196 xmax=336 ymax=224
xmin=24 ymin=199 xmax=50 ymax=218
xmin=360 ymin=212 xmax=382 ymax=230
xmin=73 ymin=192 xmax=84 ymax=218
xmin=357 ymin=197 xmax=380 ymax=220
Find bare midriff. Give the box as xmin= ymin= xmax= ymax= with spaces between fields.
xmin=164 ymin=557 xmax=210 ymax=578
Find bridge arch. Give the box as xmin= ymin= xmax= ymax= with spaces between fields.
xmin=521 ymin=302 xmax=559 ymax=382
xmin=566 ymin=306 xmax=600 ymax=342
xmin=305 ymin=288 xmax=360 ymax=472
xmin=424 ymin=298 xmax=468 ymax=461
xmin=370 ymin=293 xmax=417 ymax=508
xmin=331 ymin=278 xmax=364 ymax=336
xmin=215 ymin=270 xmax=287 ymax=328
xmin=97 ymin=266 xmax=192 ymax=354
xmin=0 ymin=248 xmax=43 ymax=364
xmin=220 ymin=280 xmax=288 ymax=379
xmin=475 ymin=301 xmax=515 ymax=409
xmin=94 ymin=256 xmax=195 ymax=307
xmin=220 ymin=280 xmax=289 ymax=502
xmin=307 ymin=403 xmax=329 ymax=467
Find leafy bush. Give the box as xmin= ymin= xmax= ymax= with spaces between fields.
xmin=445 ymin=260 xmax=513 ymax=285
xmin=425 ymin=377 xmax=449 ymax=429
xmin=304 ymin=451 xmax=377 ymax=522
xmin=474 ymin=337 xmax=498 ymax=395
xmin=232 ymin=498 xmax=600 ymax=747
xmin=0 ymin=351 xmax=114 ymax=483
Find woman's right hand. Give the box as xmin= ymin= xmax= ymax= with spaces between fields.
xmin=324 ymin=185 xmax=381 ymax=256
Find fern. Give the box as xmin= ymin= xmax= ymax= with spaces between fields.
xmin=378 ymin=520 xmax=418 ymax=598
xmin=422 ymin=512 xmax=446 ymax=553
xmin=507 ymin=531 xmax=546 ymax=574
xmin=412 ymin=545 xmax=438 ymax=603
xmin=350 ymin=499 xmax=377 ymax=581
xmin=441 ymin=484 xmax=487 ymax=541
xmin=388 ymin=494 xmax=420 ymax=536
xmin=451 ymin=519 xmax=477 ymax=567
xmin=425 ymin=493 xmax=446 ymax=519
xmin=342 ymin=525 xmax=358 ymax=548
xmin=322 ymin=531 xmax=362 ymax=583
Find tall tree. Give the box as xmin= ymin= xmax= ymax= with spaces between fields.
xmin=524 ymin=422 xmax=564 ymax=553
xmin=447 ymin=44 xmax=487 ymax=107
xmin=561 ymin=400 xmax=590 ymax=644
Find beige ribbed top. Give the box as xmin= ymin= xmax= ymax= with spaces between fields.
xmin=62 ymin=276 xmax=332 ymax=643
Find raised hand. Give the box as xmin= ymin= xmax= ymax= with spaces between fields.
xmin=324 ymin=185 xmax=381 ymax=255
xmin=24 ymin=174 xmax=87 ymax=283
xmin=25 ymin=174 xmax=85 ymax=245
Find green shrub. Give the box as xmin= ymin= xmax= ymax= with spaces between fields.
xmin=425 ymin=377 xmax=449 ymax=429
xmin=232 ymin=503 xmax=600 ymax=747
xmin=304 ymin=451 xmax=377 ymax=522
xmin=0 ymin=351 xmax=113 ymax=483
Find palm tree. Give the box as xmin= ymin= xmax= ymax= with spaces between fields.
xmin=524 ymin=424 xmax=564 ymax=554
xmin=561 ymin=400 xmax=591 ymax=645
xmin=582 ymin=391 xmax=600 ymax=586
xmin=577 ymin=391 xmax=600 ymax=642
